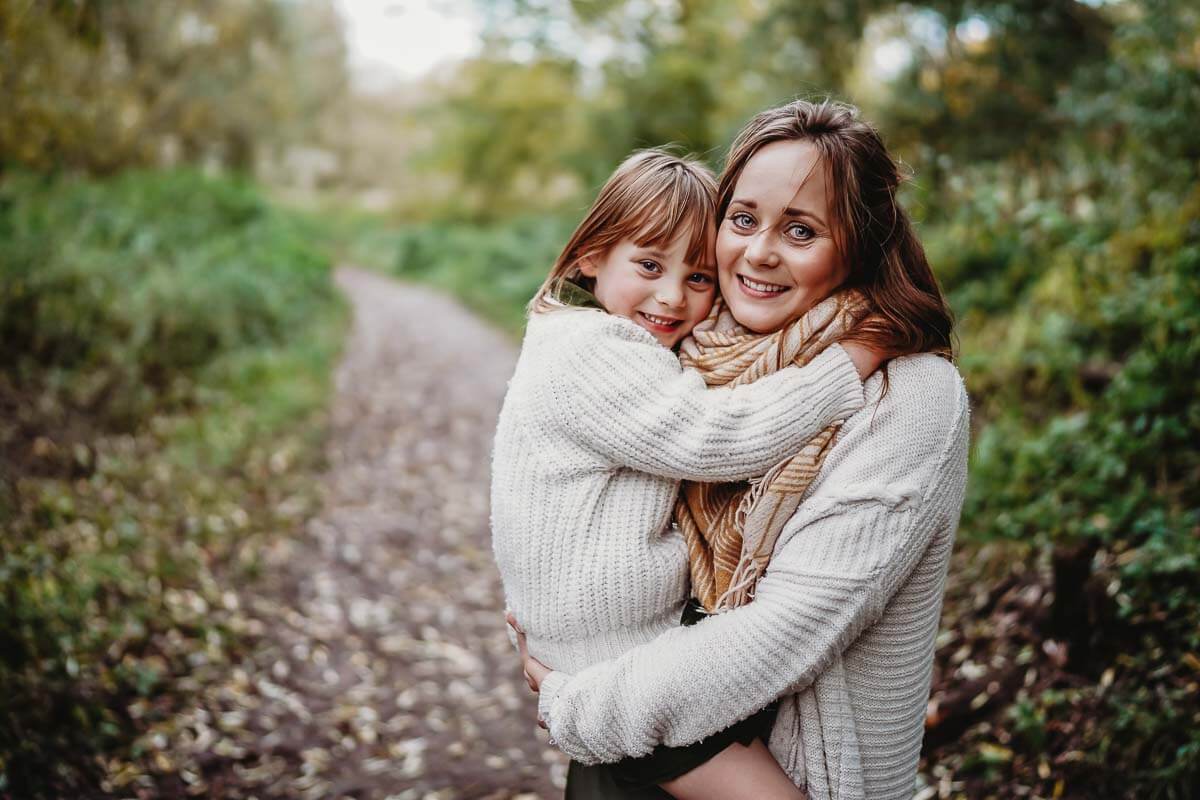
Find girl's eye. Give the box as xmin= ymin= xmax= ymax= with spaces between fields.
xmin=638 ymin=260 xmax=662 ymax=273
xmin=786 ymin=223 xmax=815 ymax=242
xmin=730 ymin=212 xmax=755 ymax=230
xmin=688 ymin=273 xmax=715 ymax=286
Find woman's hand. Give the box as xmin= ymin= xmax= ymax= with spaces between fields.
xmin=506 ymin=612 xmax=553 ymax=727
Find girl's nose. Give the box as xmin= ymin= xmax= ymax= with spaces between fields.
xmin=656 ymin=280 xmax=686 ymax=308
xmin=744 ymin=229 xmax=779 ymax=268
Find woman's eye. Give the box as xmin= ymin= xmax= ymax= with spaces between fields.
xmin=787 ymin=223 xmax=815 ymax=242
xmin=730 ymin=212 xmax=755 ymax=230
xmin=638 ymin=260 xmax=662 ymax=273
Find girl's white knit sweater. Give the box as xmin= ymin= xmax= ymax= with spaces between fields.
xmin=536 ymin=353 xmax=970 ymax=800
xmin=490 ymin=307 xmax=864 ymax=675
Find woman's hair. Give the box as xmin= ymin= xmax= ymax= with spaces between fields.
xmin=531 ymin=148 xmax=717 ymax=313
xmin=719 ymin=99 xmax=954 ymax=360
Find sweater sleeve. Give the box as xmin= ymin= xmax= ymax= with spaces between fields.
xmin=537 ymin=359 xmax=970 ymax=764
xmin=539 ymin=314 xmax=864 ymax=482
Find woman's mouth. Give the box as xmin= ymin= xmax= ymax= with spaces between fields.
xmin=637 ymin=311 xmax=683 ymax=332
xmin=736 ymin=274 xmax=789 ymax=298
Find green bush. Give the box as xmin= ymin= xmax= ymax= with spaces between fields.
xmin=937 ymin=176 xmax=1200 ymax=794
xmin=0 ymin=170 xmax=334 ymax=428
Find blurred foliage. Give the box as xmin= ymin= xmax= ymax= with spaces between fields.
xmin=1 ymin=170 xmax=336 ymax=432
xmin=313 ymin=207 xmax=573 ymax=334
xmin=0 ymin=170 xmax=345 ymax=796
xmin=397 ymin=217 xmax=575 ymax=333
xmin=0 ymin=0 xmax=348 ymax=175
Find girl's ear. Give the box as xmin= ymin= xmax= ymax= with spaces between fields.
xmin=577 ymin=255 xmax=598 ymax=277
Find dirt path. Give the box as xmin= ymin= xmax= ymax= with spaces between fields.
xmin=156 ymin=267 xmax=565 ymax=799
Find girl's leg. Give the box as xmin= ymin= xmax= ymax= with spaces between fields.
xmin=660 ymin=738 xmax=806 ymax=800
xmin=566 ymin=760 xmax=672 ymax=799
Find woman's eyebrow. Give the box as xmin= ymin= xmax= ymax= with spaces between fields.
xmin=731 ymin=198 xmax=827 ymax=228
xmin=785 ymin=208 xmax=827 ymax=227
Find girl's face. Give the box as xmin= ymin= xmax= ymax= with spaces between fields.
xmin=580 ymin=235 xmax=717 ymax=348
xmin=716 ymin=140 xmax=848 ymax=334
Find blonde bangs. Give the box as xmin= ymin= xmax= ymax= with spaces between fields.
xmin=625 ymin=170 xmax=716 ymax=269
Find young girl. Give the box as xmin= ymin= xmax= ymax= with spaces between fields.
xmin=490 ymin=148 xmax=879 ymax=799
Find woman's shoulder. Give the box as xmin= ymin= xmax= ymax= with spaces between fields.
xmin=877 ymin=353 xmax=968 ymax=417
xmin=847 ymin=353 xmax=970 ymax=468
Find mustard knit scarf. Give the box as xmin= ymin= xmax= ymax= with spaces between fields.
xmin=676 ymin=290 xmax=869 ymax=612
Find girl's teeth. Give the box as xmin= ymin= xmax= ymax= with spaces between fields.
xmin=643 ymin=313 xmax=679 ymax=326
xmin=740 ymin=276 xmax=787 ymax=293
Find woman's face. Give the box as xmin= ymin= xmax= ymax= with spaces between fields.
xmin=716 ymin=140 xmax=848 ymax=334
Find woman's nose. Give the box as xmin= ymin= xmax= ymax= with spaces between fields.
xmin=744 ymin=229 xmax=779 ymax=268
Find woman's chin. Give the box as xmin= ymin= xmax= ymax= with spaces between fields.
xmin=726 ymin=301 xmax=787 ymax=334
xmin=724 ymin=292 xmax=824 ymax=334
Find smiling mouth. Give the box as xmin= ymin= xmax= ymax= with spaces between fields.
xmin=737 ymin=274 xmax=789 ymax=297
xmin=637 ymin=311 xmax=683 ymax=331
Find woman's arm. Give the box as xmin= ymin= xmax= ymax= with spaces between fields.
xmin=539 ymin=313 xmax=864 ymax=482
xmin=533 ymin=358 xmax=970 ymax=764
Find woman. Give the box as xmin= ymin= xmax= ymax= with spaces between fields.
xmin=512 ymin=99 xmax=969 ymax=800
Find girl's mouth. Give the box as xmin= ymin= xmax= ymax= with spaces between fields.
xmin=637 ymin=311 xmax=683 ymax=332
xmin=737 ymin=274 xmax=789 ymax=298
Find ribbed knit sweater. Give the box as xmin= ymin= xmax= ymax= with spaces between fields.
xmin=536 ymin=353 xmax=970 ymax=800
xmin=490 ymin=307 xmax=865 ymax=676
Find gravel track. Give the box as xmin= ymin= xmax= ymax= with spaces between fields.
xmin=153 ymin=267 xmax=565 ymax=799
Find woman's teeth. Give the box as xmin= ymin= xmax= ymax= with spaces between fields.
xmin=739 ymin=275 xmax=788 ymax=294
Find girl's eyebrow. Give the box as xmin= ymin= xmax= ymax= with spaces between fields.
xmin=730 ymin=198 xmax=827 ymax=229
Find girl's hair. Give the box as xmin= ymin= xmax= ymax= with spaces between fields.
xmin=531 ymin=148 xmax=718 ymax=313
xmin=719 ymin=99 xmax=954 ymax=360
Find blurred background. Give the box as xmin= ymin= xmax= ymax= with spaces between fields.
xmin=1 ymin=0 xmax=1197 ymax=798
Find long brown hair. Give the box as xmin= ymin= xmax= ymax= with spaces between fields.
xmin=531 ymin=148 xmax=717 ymax=313
xmin=719 ymin=99 xmax=954 ymax=360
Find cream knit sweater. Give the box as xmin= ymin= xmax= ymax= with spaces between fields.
xmin=490 ymin=307 xmax=864 ymax=676
xmin=536 ymin=353 xmax=970 ymax=800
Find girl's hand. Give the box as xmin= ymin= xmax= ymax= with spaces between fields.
xmin=506 ymin=612 xmax=553 ymax=727
xmin=841 ymin=341 xmax=886 ymax=381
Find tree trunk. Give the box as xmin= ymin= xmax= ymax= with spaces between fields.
xmin=1049 ymin=538 xmax=1101 ymax=673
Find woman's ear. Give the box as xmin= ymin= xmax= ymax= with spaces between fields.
xmin=577 ymin=255 xmax=598 ymax=278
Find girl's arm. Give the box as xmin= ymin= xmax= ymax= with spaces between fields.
xmin=538 ymin=313 xmax=864 ymax=482
xmin=533 ymin=358 xmax=970 ymax=764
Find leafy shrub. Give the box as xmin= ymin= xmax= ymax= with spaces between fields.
xmin=0 ymin=170 xmax=334 ymax=427
xmin=935 ymin=174 xmax=1200 ymax=796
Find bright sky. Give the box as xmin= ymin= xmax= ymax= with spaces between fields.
xmin=334 ymin=0 xmax=483 ymax=88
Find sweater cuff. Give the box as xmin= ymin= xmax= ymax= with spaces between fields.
xmin=805 ymin=343 xmax=866 ymax=420
xmin=538 ymin=670 xmax=572 ymax=738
